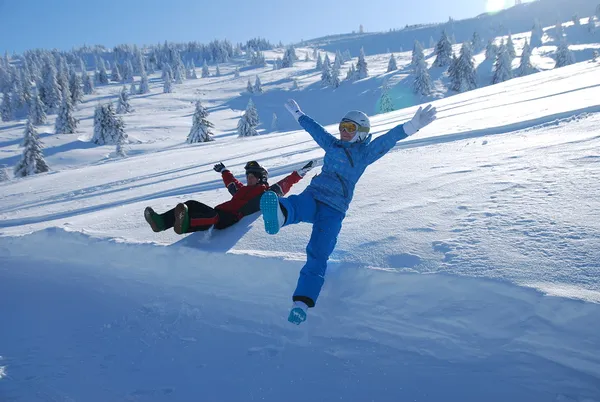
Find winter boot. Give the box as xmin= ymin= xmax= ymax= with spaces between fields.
xmin=144 ymin=207 xmax=165 ymax=232
xmin=288 ymin=301 xmax=308 ymax=325
xmin=174 ymin=203 xmax=190 ymax=234
xmin=260 ymin=191 xmax=285 ymax=235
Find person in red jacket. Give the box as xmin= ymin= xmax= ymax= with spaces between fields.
xmin=144 ymin=160 xmax=315 ymax=234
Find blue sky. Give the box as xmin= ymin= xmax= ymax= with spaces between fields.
xmin=0 ymin=0 xmax=516 ymax=54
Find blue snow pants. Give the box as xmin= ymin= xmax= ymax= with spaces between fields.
xmin=279 ymin=189 xmax=345 ymax=307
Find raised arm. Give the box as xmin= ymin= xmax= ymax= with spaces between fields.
xmin=285 ymin=99 xmax=336 ymax=150
xmin=214 ymin=162 xmax=243 ymax=195
xmin=364 ymin=104 xmax=437 ymax=164
xmin=269 ymin=160 xmax=317 ymax=196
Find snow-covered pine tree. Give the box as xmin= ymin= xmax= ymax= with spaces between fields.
xmin=345 ymin=64 xmax=355 ymax=80
xmin=492 ymin=45 xmax=513 ymax=84
xmin=292 ymin=78 xmax=299 ymax=90
xmin=162 ymin=63 xmax=173 ymax=82
xmin=128 ymin=80 xmax=136 ymax=95
xmin=112 ymin=63 xmax=122 ymax=82
xmin=343 ymin=50 xmax=352 ymax=62
xmin=411 ymin=40 xmax=425 ymax=70
xmin=117 ymin=86 xmax=132 ymax=114
xmin=378 ymin=81 xmax=395 ymax=113
xmin=448 ymin=53 xmax=459 ymax=87
xmin=97 ymin=59 xmax=109 ymax=85
xmin=187 ymin=100 xmax=214 ymax=143
xmin=1 ymin=92 xmax=13 ymax=121
xmin=506 ymin=34 xmax=516 ymax=60
xmin=14 ymin=119 xmax=49 ymax=177
xmin=69 ymin=68 xmax=83 ymax=105
xmin=517 ymin=40 xmax=535 ymax=76
xmin=234 ymin=67 xmax=240 ymax=78
xmin=433 ymin=30 xmax=453 ymax=67
xmin=113 ymin=113 xmax=127 ymax=156
xmin=334 ymin=50 xmax=343 ymax=69
xmin=321 ymin=54 xmax=332 ymax=86
xmin=0 ymin=165 xmax=9 ymax=182
xmin=202 ymin=60 xmax=210 ymax=78
xmin=305 ymin=52 xmax=310 ymax=62
xmin=174 ymin=65 xmax=183 ymax=84
xmin=254 ymin=76 xmax=263 ymax=93
xmin=79 ymin=57 xmax=87 ymax=75
xmin=237 ymin=98 xmax=259 ymax=137
xmin=330 ymin=62 xmax=341 ymax=88
xmin=281 ymin=46 xmax=297 ymax=68
xmin=387 ymin=53 xmax=397 ymax=72
xmin=471 ymin=32 xmax=483 ymax=52
xmin=247 ymin=79 xmax=254 ymax=93
xmin=40 ymin=60 xmax=62 ymax=112
xmin=449 ymin=42 xmax=477 ymax=92
xmin=356 ymin=47 xmax=368 ymax=78
xmin=271 ymin=112 xmax=278 ymax=132
xmin=215 ymin=64 xmax=221 ymax=77
xmin=587 ymin=16 xmax=596 ymax=33
xmin=413 ymin=54 xmax=432 ymax=96
xmin=29 ymin=87 xmax=47 ymax=126
xmin=316 ymin=52 xmax=323 ymax=70
xmin=83 ymin=71 xmax=94 ymax=95
xmin=163 ymin=71 xmax=173 ymax=93
xmin=138 ymin=71 xmax=150 ymax=94
xmin=554 ymin=40 xmax=575 ymax=67
xmin=124 ymin=60 xmax=135 ymax=83
xmin=54 ymin=90 xmax=78 ymax=134
xmin=530 ymin=19 xmax=544 ymax=48
xmin=485 ymin=39 xmax=498 ymax=61
xmin=554 ymin=21 xmax=565 ymax=42
xmin=92 ymin=103 xmax=123 ymax=145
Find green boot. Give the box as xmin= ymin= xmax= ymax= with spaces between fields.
xmin=144 ymin=207 xmax=165 ymax=232
xmin=174 ymin=203 xmax=190 ymax=234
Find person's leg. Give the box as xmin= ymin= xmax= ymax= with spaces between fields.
xmin=144 ymin=206 xmax=175 ymax=232
xmin=260 ymin=189 xmax=317 ymax=234
xmin=174 ymin=200 xmax=219 ymax=234
xmin=213 ymin=209 xmax=240 ymax=230
xmin=292 ymin=203 xmax=345 ymax=308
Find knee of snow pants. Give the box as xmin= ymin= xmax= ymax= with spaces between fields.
xmin=293 ymin=202 xmax=344 ymax=307
xmin=279 ymin=190 xmax=317 ymax=226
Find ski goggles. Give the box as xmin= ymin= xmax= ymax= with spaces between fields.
xmin=339 ymin=120 xmax=369 ymax=134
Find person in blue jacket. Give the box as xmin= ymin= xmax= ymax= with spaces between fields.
xmin=260 ymin=99 xmax=437 ymax=325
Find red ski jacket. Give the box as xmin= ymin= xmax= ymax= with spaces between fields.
xmin=215 ymin=170 xmax=302 ymax=217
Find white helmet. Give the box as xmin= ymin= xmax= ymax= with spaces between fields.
xmin=341 ymin=110 xmax=371 ymax=142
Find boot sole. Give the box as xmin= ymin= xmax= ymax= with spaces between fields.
xmin=260 ymin=191 xmax=281 ymax=235
xmin=144 ymin=207 xmax=162 ymax=233
xmin=174 ymin=203 xmax=189 ymax=235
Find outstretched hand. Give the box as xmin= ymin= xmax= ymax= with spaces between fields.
xmin=285 ymin=99 xmax=304 ymax=121
xmin=213 ymin=162 xmax=226 ymax=173
xmin=296 ymin=160 xmax=317 ymax=177
xmin=403 ymin=104 xmax=437 ymax=136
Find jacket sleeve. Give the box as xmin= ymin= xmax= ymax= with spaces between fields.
xmin=221 ymin=170 xmax=244 ymax=195
xmin=363 ymin=124 xmax=408 ymax=165
xmin=268 ymin=171 xmax=302 ymax=196
xmin=299 ymin=114 xmax=337 ymax=150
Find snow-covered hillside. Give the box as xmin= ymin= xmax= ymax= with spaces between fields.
xmin=2 ymin=8 xmax=600 ymax=400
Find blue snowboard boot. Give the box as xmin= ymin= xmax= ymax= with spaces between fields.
xmin=288 ymin=301 xmax=308 ymax=325
xmin=260 ymin=191 xmax=285 ymax=235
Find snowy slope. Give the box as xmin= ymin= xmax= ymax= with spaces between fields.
xmin=1 ymin=57 xmax=600 ymax=401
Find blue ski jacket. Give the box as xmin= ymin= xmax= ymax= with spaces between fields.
xmin=299 ymin=114 xmax=408 ymax=214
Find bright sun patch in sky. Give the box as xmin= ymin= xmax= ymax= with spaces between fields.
xmin=486 ymin=0 xmax=508 ymax=12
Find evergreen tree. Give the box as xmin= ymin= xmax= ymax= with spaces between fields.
xmin=29 ymin=87 xmax=47 ymax=126
xmin=321 ymin=54 xmax=332 ymax=86
xmin=506 ymin=34 xmax=516 ymax=60
xmin=587 ymin=16 xmax=596 ymax=33
xmin=237 ymin=98 xmax=259 ymax=137
xmin=69 ymin=68 xmax=83 ymax=105
xmin=138 ymin=71 xmax=150 ymax=94
xmin=450 ymin=43 xmax=477 ymax=92
xmin=343 ymin=50 xmax=352 ymax=62
xmin=555 ymin=40 xmax=575 ymax=67
xmin=412 ymin=41 xmax=425 ymax=70
xmin=112 ymin=63 xmax=122 ymax=82
xmin=378 ymin=81 xmax=395 ymax=113
xmin=40 ymin=60 xmax=62 ymax=112
xmin=356 ymin=47 xmax=368 ymax=78
xmin=174 ymin=65 xmax=183 ymax=84
xmin=492 ymin=45 xmax=513 ymax=84
xmin=387 ymin=53 xmax=398 ymax=72
xmin=202 ymin=60 xmax=210 ymax=78
xmin=413 ymin=53 xmax=432 ymax=96
xmin=54 ymin=90 xmax=78 ymax=134
xmin=113 ymin=114 xmax=127 ymax=156
xmin=471 ymin=32 xmax=483 ymax=52
xmin=0 ymin=165 xmax=9 ymax=182
xmin=1 ymin=92 xmax=13 ymax=122
xmin=14 ymin=120 xmax=49 ymax=177
xmin=186 ymin=100 xmax=215 ymax=143
xmin=433 ymin=30 xmax=453 ymax=67
xmin=254 ymin=75 xmax=263 ymax=93
xmin=79 ymin=57 xmax=87 ymax=75
xmin=554 ymin=21 xmax=565 ymax=41
xmin=292 ymin=78 xmax=299 ymax=90
xmin=330 ymin=62 xmax=341 ymax=88
xmin=517 ymin=40 xmax=535 ymax=76
xmin=123 ymin=60 xmax=134 ymax=83
xmin=191 ymin=65 xmax=198 ymax=79
xmin=117 ymin=86 xmax=132 ymax=114
xmin=281 ymin=45 xmax=297 ymax=68
xmin=234 ymin=67 xmax=240 ymax=78
xmin=316 ymin=52 xmax=323 ymax=70
xmin=530 ymin=19 xmax=544 ymax=48
xmin=215 ymin=64 xmax=221 ymax=77
xmin=271 ymin=112 xmax=278 ymax=132
xmin=247 ymin=78 xmax=254 ymax=93
xmin=97 ymin=59 xmax=109 ymax=85
xmin=129 ymin=81 xmax=137 ymax=95
xmin=334 ymin=50 xmax=343 ymax=69
xmin=163 ymin=71 xmax=173 ymax=93
xmin=485 ymin=39 xmax=498 ymax=61
xmin=162 ymin=63 xmax=173 ymax=82
xmin=92 ymin=103 xmax=123 ymax=145
xmin=83 ymin=72 xmax=95 ymax=95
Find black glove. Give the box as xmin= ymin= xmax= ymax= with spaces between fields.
xmin=296 ymin=160 xmax=316 ymax=177
xmin=213 ymin=162 xmax=226 ymax=173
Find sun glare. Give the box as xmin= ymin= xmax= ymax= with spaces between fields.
xmin=486 ymin=0 xmax=507 ymax=12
